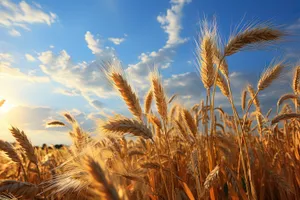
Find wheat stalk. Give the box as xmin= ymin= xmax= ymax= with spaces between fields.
xmin=247 ymin=84 xmax=261 ymax=112
xmin=168 ymin=94 xmax=178 ymax=104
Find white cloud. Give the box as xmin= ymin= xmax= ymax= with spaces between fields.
xmin=0 ymin=53 xmax=14 ymax=62
xmin=84 ymin=31 xmax=117 ymax=60
xmin=157 ymin=0 xmax=191 ymax=48
xmin=49 ymin=45 xmax=55 ymax=49
xmin=25 ymin=53 xmax=36 ymax=62
xmin=85 ymin=31 xmax=101 ymax=54
xmin=38 ymin=50 xmax=115 ymax=100
xmin=125 ymin=0 xmax=191 ymax=90
xmin=108 ymin=37 xmax=125 ymax=45
xmin=287 ymin=18 xmax=300 ymax=30
xmin=53 ymin=88 xmax=79 ymax=96
xmin=8 ymin=29 xmax=21 ymax=36
xmin=0 ymin=0 xmax=57 ymax=35
xmin=0 ymin=53 xmax=49 ymax=82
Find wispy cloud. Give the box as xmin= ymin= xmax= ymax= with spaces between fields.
xmin=108 ymin=35 xmax=126 ymax=45
xmin=85 ymin=31 xmax=116 ymax=60
xmin=25 ymin=53 xmax=36 ymax=62
xmin=8 ymin=29 xmax=21 ymax=37
xmin=0 ymin=0 xmax=57 ymax=36
xmin=0 ymin=53 xmax=49 ymax=82
xmin=53 ymin=88 xmax=80 ymax=96
xmin=287 ymin=18 xmax=300 ymax=30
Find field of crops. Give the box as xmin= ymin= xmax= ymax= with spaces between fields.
xmin=0 ymin=20 xmax=299 ymax=200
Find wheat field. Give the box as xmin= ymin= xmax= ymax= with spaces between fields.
xmin=0 ymin=20 xmax=300 ymax=200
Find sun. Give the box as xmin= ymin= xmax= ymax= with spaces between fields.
xmin=0 ymin=99 xmax=15 ymax=114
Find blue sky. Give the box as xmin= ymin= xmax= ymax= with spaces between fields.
xmin=0 ymin=0 xmax=300 ymax=145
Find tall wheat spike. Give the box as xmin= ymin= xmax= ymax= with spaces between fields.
xmin=105 ymin=62 xmax=142 ymax=120
xmin=150 ymin=71 xmax=168 ymax=122
xmin=9 ymin=127 xmax=37 ymax=164
xmin=196 ymin=20 xmax=216 ymax=89
xmin=292 ymin=66 xmax=300 ymax=94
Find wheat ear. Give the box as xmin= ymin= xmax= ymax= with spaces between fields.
xmin=101 ymin=116 xmax=153 ymax=139
xmin=271 ymin=113 xmax=300 ymax=125
xmin=0 ymin=180 xmax=39 ymax=199
xmin=196 ymin=21 xmax=215 ymax=89
xmin=144 ymin=88 xmax=153 ymax=114
xmin=84 ymin=156 xmax=119 ymax=200
xmin=257 ymin=62 xmax=284 ymax=91
xmin=0 ymin=140 xmax=22 ymax=164
xmin=292 ymin=66 xmax=300 ymax=94
xmin=150 ymin=71 xmax=168 ymax=122
xmin=10 ymin=127 xmax=37 ymax=164
xmin=241 ymin=89 xmax=247 ymax=112
xmin=225 ymin=26 xmax=284 ymax=56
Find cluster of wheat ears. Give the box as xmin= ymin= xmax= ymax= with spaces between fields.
xmin=0 ymin=20 xmax=300 ymax=200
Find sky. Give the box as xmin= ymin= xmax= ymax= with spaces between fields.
xmin=0 ymin=0 xmax=300 ymax=145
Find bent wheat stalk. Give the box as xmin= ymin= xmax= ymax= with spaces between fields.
xmin=271 ymin=113 xmax=300 ymax=125
xmin=101 ymin=116 xmax=153 ymax=139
